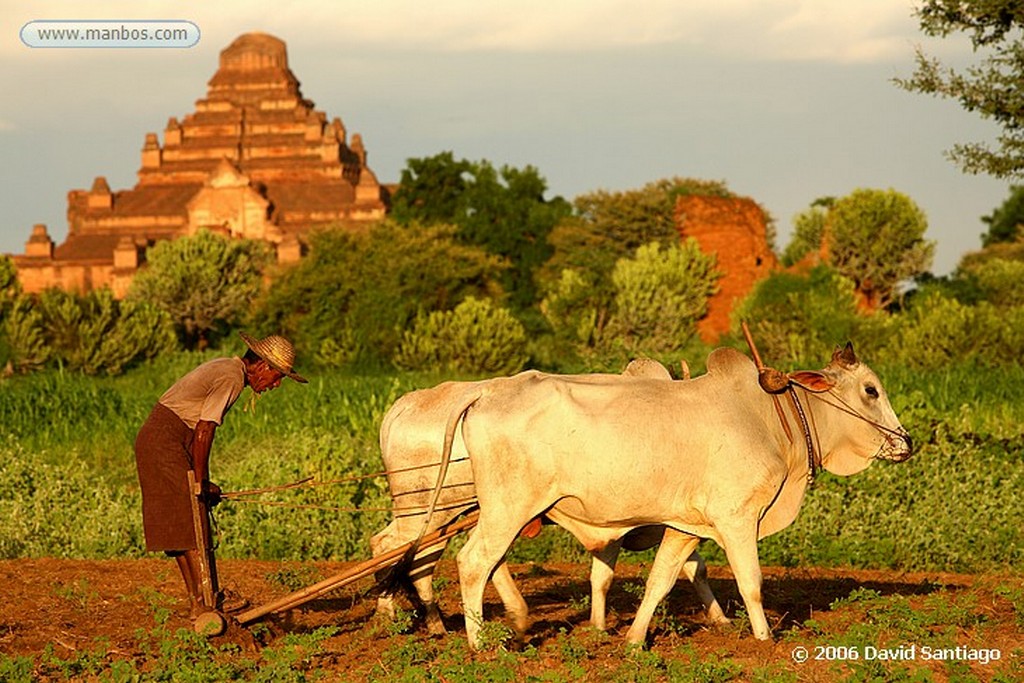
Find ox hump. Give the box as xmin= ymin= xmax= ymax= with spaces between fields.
xmin=705 ymin=347 xmax=756 ymax=378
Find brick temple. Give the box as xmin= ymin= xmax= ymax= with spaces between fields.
xmin=675 ymin=195 xmax=778 ymax=341
xmin=12 ymin=32 xmax=388 ymax=297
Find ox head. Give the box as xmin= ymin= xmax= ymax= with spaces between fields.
xmin=812 ymin=342 xmax=913 ymax=476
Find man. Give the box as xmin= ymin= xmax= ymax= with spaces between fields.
xmin=135 ymin=332 xmax=307 ymax=618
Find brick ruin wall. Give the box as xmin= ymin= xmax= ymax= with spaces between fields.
xmin=674 ymin=195 xmax=778 ymax=342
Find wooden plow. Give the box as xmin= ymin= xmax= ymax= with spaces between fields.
xmin=234 ymin=511 xmax=478 ymax=626
xmin=188 ymin=468 xmax=479 ymax=634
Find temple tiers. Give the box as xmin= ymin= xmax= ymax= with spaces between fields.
xmin=13 ymin=32 xmax=388 ymax=297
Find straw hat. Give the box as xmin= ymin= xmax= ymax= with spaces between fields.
xmin=239 ymin=332 xmax=307 ymax=383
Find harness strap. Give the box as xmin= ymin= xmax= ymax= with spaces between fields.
xmin=786 ymin=387 xmax=819 ymax=486
xmin=742 ymin=321 xmax=820 ymax=486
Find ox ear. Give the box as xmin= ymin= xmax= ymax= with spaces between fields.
xmin=789 ymin=371 xmax=834 ymax=393
xmin=832 ymin=342 xmax=858 ymax=368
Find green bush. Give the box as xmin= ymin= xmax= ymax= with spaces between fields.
xmin=606 ymin=240 xmax=720 ymax=355
xmin=541 ymin=240 xmax=719 ymax=364
xmin=256 ymin=222 xmax=506 ymax=368
xmin=1 ymin=296 xmax=51 ymax=373
xmin=3 ymin=289 xmax=176 ymax=375
xmin=129 ymin=229 xmax=272 ymax=349
xmin=539 ymin=268 xmax=601 ymax=350
xmin=731 ymin=265 xmax=878 ymax=365
xmin=394 ymin=297 xmax=528 ymax=375
xmin=879 ymin=290 xmax=1024 ymax=369
xmin=959 ymin=257 xmax=1024 ymax=307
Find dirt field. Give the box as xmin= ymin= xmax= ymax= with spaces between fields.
xmin=1 ymin=557 xmax=1020 ymax=681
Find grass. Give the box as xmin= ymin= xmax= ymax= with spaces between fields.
xmin=1 ymin=355 xmax=1022 ymax=572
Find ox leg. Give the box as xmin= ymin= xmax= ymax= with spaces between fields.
xmin=681 ymin=551 xmax=729 ymax=625
xmin=370 ymin=523 xmax=403 ymax=621
xmin=589 ymin=541 xmax=623 ymax=631
xmin=719 ymin=525 xmax=771 ymax=640
xmin=625 ymin=531 xmax=700 ymax=646
xmin=370 ymin=521 xmax=449 ymax=633
xmin=457 ymin=523 xmax=521 ymax=649
xmin=491 ymin=561 xmax=529 ymax=640
xmin=408 ymin=548 xmax=448 ymax=634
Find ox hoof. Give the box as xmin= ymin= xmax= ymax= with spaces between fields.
xmin=426 ymin=620 xmax=448 ymax=636
xmin=193 ymin=610 xmax=226 ymax=637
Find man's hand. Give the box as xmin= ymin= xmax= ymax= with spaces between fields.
xmin=201 ymin=480 xmax=222 ymax=507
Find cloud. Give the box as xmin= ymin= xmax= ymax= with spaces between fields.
xmin=3 ymin=0 xmax=944 ymax=64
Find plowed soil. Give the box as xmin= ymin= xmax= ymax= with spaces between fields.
xmin=1 ymin=557 xmax=1019 ymax=681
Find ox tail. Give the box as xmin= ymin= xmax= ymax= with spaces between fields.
xmin=398 ymin=388 xmax=483 ymax=576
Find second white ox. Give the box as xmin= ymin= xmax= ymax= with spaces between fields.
xmin=371 ymin=358 xmax=726 ymax=636
xmin=435 ymin=344 xmax=912 ymax=648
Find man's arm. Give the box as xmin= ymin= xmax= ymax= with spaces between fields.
xmin=191 ymin=419 xmax=217 ymax=483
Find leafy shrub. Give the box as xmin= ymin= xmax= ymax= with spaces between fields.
xmin=606 ymin=240 xmax=719 ymax=355
xmin=879 ymin=290 xmax=1024 ymax=369
xmin=539 ymin=268 xmax=602 ymax=349
xmin=959 ymin=257 xmax=1024 ymax=307
xmin=42 ymin=289 xmax=176 ymax=374
xmin=2 ymin=289 xmax=175 ymax=375
xmin=129 ymin=229 xmax=271 ymax=349
xmin=255 ymin=222 xmax=506 ymax=368
xmin=1 ymin=296 xmax=51 ymax=373
xmin=824 ymin=188 xmax=934 ymax=309
xmin=732 ymin=265 xmax=877 ymax=365
xmin=394 ymin=297 xmax=528 ymax=375
xmin=541 ymin=240 xmax=719 ymax=364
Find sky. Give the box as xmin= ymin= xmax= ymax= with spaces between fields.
xmin=0 ymin=0 xmax=1013 ymax=275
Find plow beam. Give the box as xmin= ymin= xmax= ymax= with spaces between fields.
xmin=235 ymin=510 xmax=478 ymax=626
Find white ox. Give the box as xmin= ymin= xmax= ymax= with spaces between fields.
xmin=370 ymin=358 xmax=727 ymax=636
xmin=436 ymin=344 xmax=912 ymax=648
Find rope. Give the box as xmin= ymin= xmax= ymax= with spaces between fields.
xmin=220 ymin=457 xmax=471 ymax=500
xmin=223 ymin=496 xmax=478 ymax=516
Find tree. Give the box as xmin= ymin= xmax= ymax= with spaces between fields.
xmin=255 ymin=221 xmax=506 ymax=367
xmin=390 ymin=152 xmax=472 ymax=225
xmin=734 ymin=266 xmax=872 ymax=365
xmin=34 ymin=288 xmax=176 ymax=374
xmin=781 ymin=197 xmax=833 ymax=266
xmin=128 ymin=229 xmax=272 ymax=349
xmin=981 ymin=185 xmax=1024 ymax=245
xmin=391 ymin=152 xmax=571 ymax=308
xmin=543 ymin=177 xmax=738 ymax=283
xmin=895 ymin=0 xmax=1024 ymax=177
xmin=0 ymin=255 xmax=19 ymax=306
xmin=827 ymin=189 xmax=935 ymax=309
xmin=542 ymin=240 xmax=719 ymax=359
xmin=539 ymin=177 xmax=743 ymax=343
xmin=782 ymin=189 xmax=934 ymax=309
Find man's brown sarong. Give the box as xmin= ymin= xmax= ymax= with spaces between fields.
xmin=134 ymin=402 xmax=196 ymax=552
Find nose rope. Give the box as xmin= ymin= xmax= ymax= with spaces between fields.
xmin=810 ymin=390 xmax=910 ymax=440
xmin=807 ymin=390 xmax=912 ymax=464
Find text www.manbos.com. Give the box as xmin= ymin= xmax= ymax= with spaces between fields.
xmin=21 ymin=21 xmax=200 ymax=48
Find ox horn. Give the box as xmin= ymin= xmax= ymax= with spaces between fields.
xmin=832 ymin=342 xmax=858 ymax=367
